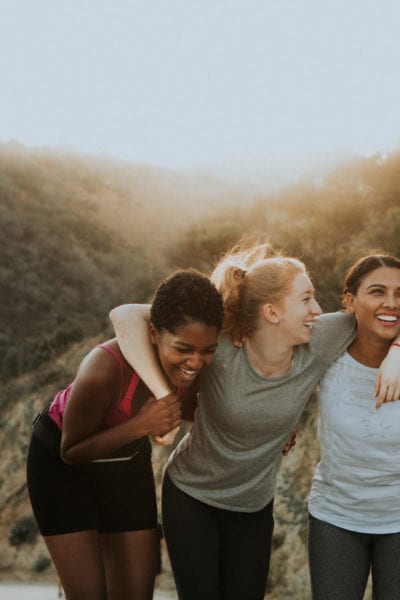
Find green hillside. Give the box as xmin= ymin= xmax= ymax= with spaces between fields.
xmin=163 ymin=151 xmax=400 ymax=310
xmin=2 ymin=144 xmax=400 ymax=381
xmin=0 ymin=144 xmax=396 ymax=599
xmin=0 ymin=148 xmax=154 ymax=380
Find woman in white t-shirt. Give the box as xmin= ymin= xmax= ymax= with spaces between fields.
xmin=308 ymin=254 xmax=400 ymax=600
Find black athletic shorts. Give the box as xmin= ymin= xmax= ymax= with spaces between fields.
xmin=26 ymin=412 xmax=157 ymax=536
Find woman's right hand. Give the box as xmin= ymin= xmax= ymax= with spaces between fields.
xmin=136 ymin=392 xmax=181 ymax=437
xmin=282 ymin=430 xmax=296 ymax=456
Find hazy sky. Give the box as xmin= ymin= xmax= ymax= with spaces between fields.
xmin=1 ymin=0 xmax=400 ymax=174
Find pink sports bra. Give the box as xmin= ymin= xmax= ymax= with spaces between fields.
xmin=48 ymin=344 xmax=141 ymax=430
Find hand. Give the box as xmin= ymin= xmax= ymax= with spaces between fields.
xmin=282 ymin=430 xmax=296 ymax=456
xmin=375 ymin=345 xmax=400 ymax=408
xmin=153 ymin=426 xmax=180 ymax=446
xmin=136 ymin=393 xmax=181 ymax=436
xmin=233 ymin=335 xmax=247 ymax=348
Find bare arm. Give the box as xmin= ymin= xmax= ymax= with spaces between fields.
xmin=109 ymin=304 xmax=172 ymax=399
xmin=375 ymin=342 xmax=400 ymax=408
xmin=61 ymin=348 xmax=181 ymax=464
xmin=109 ymin=304 xmax=182 ymax=446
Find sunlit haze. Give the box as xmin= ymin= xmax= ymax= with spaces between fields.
xmin=1 ymin=0 xmax=400 ymax=182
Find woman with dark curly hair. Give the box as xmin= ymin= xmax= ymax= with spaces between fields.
xmin=27 ymin=269 xmax=223 ymax=600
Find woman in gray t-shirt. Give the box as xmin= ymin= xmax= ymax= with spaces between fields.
xmin=110 ymin=242 xmax=400 ymax=600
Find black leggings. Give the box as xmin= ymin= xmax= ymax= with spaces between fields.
xmin=162 ymin=472 xmax=274 ymax=600
xmin=308 ymin=514 xmax=400 ymax=600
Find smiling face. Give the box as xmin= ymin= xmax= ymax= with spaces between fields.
xmin=277 ymin=272 xmax=322 ymax=345
xmin=345 ymin=266 xmax=400 ymax=343
xmin=150 ymin=320 xmax=219 ymax=389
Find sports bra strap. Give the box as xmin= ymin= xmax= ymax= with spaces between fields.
xmin=97 ymin=345 xmax=124 ymax=402
xmin=97 ymin=345 xmax=177 ymax=414
xmin=119 ymin=372 xmax=140 ymax=413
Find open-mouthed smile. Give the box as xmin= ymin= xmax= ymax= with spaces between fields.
xmin=376 ymin=313 xmax=399 ymax=325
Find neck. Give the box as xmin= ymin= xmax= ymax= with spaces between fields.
xmin=347 ymin=335 xmax=391 ymax=368
xmin=245 ymin=330 xmax=294 ymax=377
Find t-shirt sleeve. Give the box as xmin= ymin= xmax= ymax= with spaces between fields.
xmin=310 ymin=311 xmax=357 ymax=366
xmin=213 ymin=335 xmax=238 ymax=365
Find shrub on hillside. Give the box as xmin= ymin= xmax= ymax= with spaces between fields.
xmin=8 ymin=515 xmax=39 ymax=546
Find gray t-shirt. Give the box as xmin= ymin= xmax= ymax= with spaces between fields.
xmin=167 ymin=312 xmax=356 ymax=512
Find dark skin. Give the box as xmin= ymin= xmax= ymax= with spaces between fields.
xmin=43 ymin=338 xmax=181 ymax=600
xmin=61 ymin=338 xmax=181 ymax=464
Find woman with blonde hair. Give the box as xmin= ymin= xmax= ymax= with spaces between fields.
xmin=110 ymin=242 xmax=400 ymax=600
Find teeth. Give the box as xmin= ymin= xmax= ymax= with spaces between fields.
xmin=180 ymin=368 xmax=197 ymax=376
xmin=377 ymin=315 xmax=398 ymax=322
xmin=304 ymin=321 xmax=314 ymax=328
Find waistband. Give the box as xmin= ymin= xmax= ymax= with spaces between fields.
xmin=32 ymin=408 xmax=61 ymax=450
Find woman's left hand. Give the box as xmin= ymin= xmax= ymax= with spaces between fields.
xmin=375 ymin=344 xmax=400 ymax=408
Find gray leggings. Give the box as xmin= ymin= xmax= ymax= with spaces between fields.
xmin=308 ymin=514 xmax=400 ymax=600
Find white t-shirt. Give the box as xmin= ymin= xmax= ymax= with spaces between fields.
xmin=308 ymin=351 xmax=400 ymax=534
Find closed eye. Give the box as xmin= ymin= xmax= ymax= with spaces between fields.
xmin=175 ymin=347 xmax=217 ymax=355
xmin=203 ymin=348 xmax=217 ymax=355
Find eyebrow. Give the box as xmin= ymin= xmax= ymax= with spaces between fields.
xmin=366 ymin=283 xmax=400 ymax=290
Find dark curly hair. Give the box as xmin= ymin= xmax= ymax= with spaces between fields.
xmin=150 ymin=269 xmax=224 ymax=333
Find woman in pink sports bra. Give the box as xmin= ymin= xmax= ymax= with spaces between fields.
xmin=27 ymin=269 xmax=223 ymax=600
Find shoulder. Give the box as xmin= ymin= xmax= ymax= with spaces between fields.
xmin=312 ymin=311 xmax=356 ymax=339
xmin=310 ymin=312 xmax=357 ymax=364
xmin=214 ymin=335 xmax=240 ymax=362
xmin=77 ymin=340 xmax=121 ymax=388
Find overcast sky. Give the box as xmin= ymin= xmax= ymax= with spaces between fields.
xmin=1 ymin=0 xmax=400 ymax=176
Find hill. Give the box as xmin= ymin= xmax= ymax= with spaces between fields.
xmin=159 ymin=150 xmax=400 ymax=309
xmin=0 ymin=143 xmax=252 ymax=381
xmin=2 ymin=143 xmax=400 ymax=380
xmin=1 ymin=143 xmax=396 ymax=598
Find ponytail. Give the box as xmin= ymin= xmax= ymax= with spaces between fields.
xmin=211 ymin=241 xmax=296 ymax=341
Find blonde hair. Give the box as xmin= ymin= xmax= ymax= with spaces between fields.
xmin=211 ymin=241 xmax=306 ymax=340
